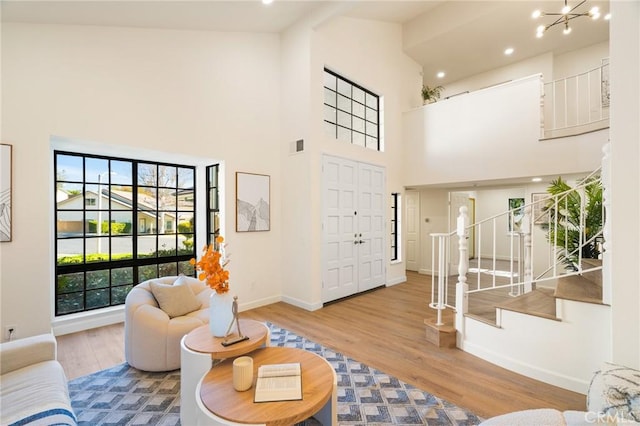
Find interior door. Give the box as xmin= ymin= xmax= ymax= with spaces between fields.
xmin=357 ymin=162 xmax=385 ymax=292
xmin=322 ymin=156 xmax=358 ymax=302
xmin=405 ymin=190 xmax=419 ymax=271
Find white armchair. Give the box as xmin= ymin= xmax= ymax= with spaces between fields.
xmin=124 ymin=276 xmax=212 ymax=372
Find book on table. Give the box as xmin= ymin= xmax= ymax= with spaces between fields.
xmin=254 ymin=362 xmax=302 ymax=402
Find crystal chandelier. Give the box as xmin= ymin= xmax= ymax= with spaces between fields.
xmin=532 ymin=0 xmax=603 ymax=37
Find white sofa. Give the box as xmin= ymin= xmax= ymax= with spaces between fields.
xmin=124 ymin=275 xmax=212 ymax=372
xmin=480 ymin=362 xmax=640 ymax=425
xmin=0 ymin=333 xmax=76 ymax=426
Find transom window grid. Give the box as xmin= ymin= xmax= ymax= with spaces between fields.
xmin=54 ymin=151 xmax=197 ymax=316
xmin=323 ymin=68 xmax=380 ymax=151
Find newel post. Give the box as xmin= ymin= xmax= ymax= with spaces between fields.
xmin=455 ymin=206 xmax=469 ymax=337
xmin=522 ymin=205 xmax=533 ymax=293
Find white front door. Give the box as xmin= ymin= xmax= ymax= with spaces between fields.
xmin=322 ymin=155 xmax=386 ymax=303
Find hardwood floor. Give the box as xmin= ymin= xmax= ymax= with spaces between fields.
xmin=57 ymin=271 xmax=586 ymax=419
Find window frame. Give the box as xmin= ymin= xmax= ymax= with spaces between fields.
xmin=54 ymin=151 xmax=199 ymax=317
xmin=391 ymin=192 xmax=400 ymax=262
xmin=323 ymin=68 xmax=381 ymax=151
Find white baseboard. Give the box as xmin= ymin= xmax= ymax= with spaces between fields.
xmin=418 ymin=268 xmax=433 ymax=275
xmin=459 ymin=336 xmax=589 ymax=394
xmin=281 ymin=295 xmax=323 ymax=311
xmin=386 ymin=275 xmax=406 ymax=286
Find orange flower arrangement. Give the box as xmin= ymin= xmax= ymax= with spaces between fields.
xmin=190 ymin=235 xmax=230 ymax=294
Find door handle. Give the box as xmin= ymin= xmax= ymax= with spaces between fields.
xmin=354 ymin=240 xmax=359 ymax=245
xmin=359 ymin=240 xmax=365 ymax=244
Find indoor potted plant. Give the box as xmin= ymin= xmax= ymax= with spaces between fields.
xmin=421 ymin=84 xmax=444 ymax=104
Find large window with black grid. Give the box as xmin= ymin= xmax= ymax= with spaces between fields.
xmin=54 ymin=152 xmax=219 ymax=316
xmin=323 ymin=68 xmax=381 ymax=151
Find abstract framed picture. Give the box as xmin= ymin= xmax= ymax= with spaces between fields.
xmin=236 ymin=172 xmax=270 ymax=232
xmin=531 ymin=192 xmax=550 ymax=226
xmin=0 ymin=143 xmax=12 ymax=242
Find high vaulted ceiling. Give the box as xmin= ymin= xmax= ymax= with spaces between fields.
xmin=1 ymin=0 xmax=610 ymax=86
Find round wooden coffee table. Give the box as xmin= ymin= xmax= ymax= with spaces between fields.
xmin=198 ymin=347 xmax=337 ymax=426
xmin=180 ymin=319 xmax=270 ymax=426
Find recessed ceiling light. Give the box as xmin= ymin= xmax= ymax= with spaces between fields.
xmin=504 ymin=47 xmax=514 ymax=56
xmin=532 ymin=177 xmax=542 ymax=182
xmin=436 ymin=71 xmax=445 ymax=79
xmin=262 ymin=0 xmax=273 ymax=4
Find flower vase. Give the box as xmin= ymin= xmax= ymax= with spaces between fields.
xmin=209 ymin=292 xmax=234 ymax=337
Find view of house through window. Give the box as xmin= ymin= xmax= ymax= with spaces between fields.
xmin=323 ymin=68 xmax=381 ymax=151
xmin=54 ymin=151 xmax=218 ymax=316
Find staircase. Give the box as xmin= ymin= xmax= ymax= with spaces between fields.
xmin=425 ymin=145 xmax=611 ymax=393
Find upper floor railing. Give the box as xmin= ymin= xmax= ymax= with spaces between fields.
xmin=542 ymin=60 xmax=610 ymax=139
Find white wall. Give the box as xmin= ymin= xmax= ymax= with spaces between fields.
xmin=553 ymin=41 xmax=609 ymax=80
xmin=474 ymin=187 xmax=526 ymax=259
xmin=404 ymin=75 xmax=605 ymax=188
xmin=416 ymin=189 xmax=448 ymax=275
xmin=1 ymin=23 xmax=284 ymax=337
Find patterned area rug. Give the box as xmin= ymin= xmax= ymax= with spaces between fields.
xmin=69 ymin=323 xmax=482 ymax=425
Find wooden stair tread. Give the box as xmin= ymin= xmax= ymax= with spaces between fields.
xmin=496 ymin=288 xmax=559 ymax=321
xmin=554 ymin=274 xmax=604 ymax=304
xmin=424 ymin=318 xmax=456 ymax=333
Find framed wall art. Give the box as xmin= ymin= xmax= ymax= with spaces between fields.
xmin=236 ymin=172 xmax=270 ymax=232
xmin=531 ymin=192 xmax=550 ymax=225
xmin=1 ymin=143 xmax=12 ymax=242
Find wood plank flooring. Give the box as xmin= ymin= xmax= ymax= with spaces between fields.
xmin=57 ymin=271 xmax=586 ymax=420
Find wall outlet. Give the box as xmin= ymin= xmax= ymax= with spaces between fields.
xmin=4 ymin=325 xmax=17 ymax=341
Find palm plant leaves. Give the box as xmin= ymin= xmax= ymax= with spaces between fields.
xmin=544 ymin=176 xmax=603 ymax=270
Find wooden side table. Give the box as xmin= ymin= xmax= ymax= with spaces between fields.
xmin=197 ymin=347 xmax=337 ymax=426
xmin=180 ymin=319 xmax=269 ymax=426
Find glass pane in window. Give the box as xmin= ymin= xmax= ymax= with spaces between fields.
xmin=324 ymin=122 xmax=337 ymax=139
xmin=158 ymin=237 xmax=177 ymax=257
xmin=353 ymin=116 xmax=365 ymax=133
xmin=158 ymin=188 xmax=176 ymax=210
xmin=57 ymin=211 xmax=83 ymax=238
xmin=56 ymin=154 xmax=84 ymax=182
xmin=85 ymin=184 xmax=100 ymax=210
xmin=179 ymin=260 xmax=195 ymax=276
xmin=87 ymin=237 xmax=110 ymax=262
xmin=87 ymin=270 xmax=109 ymax=290
xmin=138 ymin=214 xmax=156 ymax=234
xmin=353 ymin=131 xmax=365 ymax=147
xmin=178 ymin=212 xmax=194 ymax=233
xmin=179 ymin=234 xmax=194 ymax=255
xmin=138 ymin=235 xmax=157 ymax=258
xmin=138 ymin=163 xmax=157 ymax=186
xmin=337 ymin=126 xmax=351 ymax=143
xmin=366 ymin=93 xmax=378 ymax=109
xmin=111 ymin=236 xmax=133 ymax=259
xmin=111 ymin=160 xmax=132 ymax=185
xmin=366 ymin=107 xmax=378 ymax=124
xmin=366 ymin=122 xmax=378 ymax=137
xmin=112 ymin=212 xmax=132 ymax=235
xmin=112 ymin=267 xmax=133 ymax=286
xmin=57 ymin=183 xmax=83 ymax=208
xmin=86 ymin=158 xmax=109 ymax=183
xmin=86 ymin=288 xmax=110 ymax=309
xmin=178 ymin=167 xmax=194 ymax=189
xmin=159 ymin=262 xmax=178 ymax=276
xmin=57 ymin=293 xmax=84 ymax=315
xmin=208 ymin=165 xmax=218 ymax=186
xmin=57 ymin=238 xmax=83 ymax=265
xmin=353 ymin=102 xmax=365 ymax=119
xmin=324 ymin=105 xmax=337 ymax=123
xmin=337 ymin=94 xmax=351 ymax=113
xmin=337 ymin=110 xmax=351 ymax=128
xmin=353 ymin=87 xmax=365 ymax=104
xmin=159 ymin=165 xmax=177 ymax=188
xmin=138 ymin=264 xmax=158 ymax=281
xmin=324 ymin=87 xmax=336 ymax=107
xmin=138 ymin=188 xmax=157 ymax=212
xmin=366 ymin=136 xmax=378 ymax=150
xmin=337 ymin=79 xmax=351 ymax=96
xmin=324 ymin=71 xmax=336 ymax=90
xmin=57 ymin=273 xmax=84 ymax=294
xmin=209 ymin=188 xmax=218 ymax=211
xmin=112 ymin=285 xmax=133 ymax=305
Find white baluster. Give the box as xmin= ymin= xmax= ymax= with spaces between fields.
xmin=455 ymin=206 xmax=469 ymax=336
xmin=522 ymin=205 xmax=533 ymax=293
